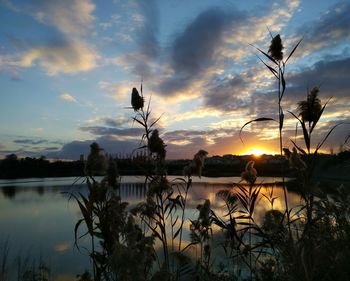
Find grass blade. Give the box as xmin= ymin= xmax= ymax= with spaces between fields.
xmin=315 ymin=122 xmax=350 ymax=153
xmin=310 ymin=97 xmax=332 ymax=134
xmin=285 ymin=37 xmax=303 ymax=64
xmin=290 ymin=139 xmax=307 ymax=155
xmin=256 ymin=55 xmax=278 ymax=78
xmin=240 ymin=118 xmax=277 ymax=143
xmin=250 ymin=44 xmax=278 ymax=65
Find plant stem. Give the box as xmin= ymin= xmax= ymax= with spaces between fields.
xmin=278 ymin=65 xmax=292 ymax=237
xmin=159 ymin=195 xmax=169 ymax=270
xmin=178 ymin=178 xmax=192 ymax=251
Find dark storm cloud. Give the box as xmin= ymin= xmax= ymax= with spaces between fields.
xmin=79 ymin=126 xmax=144 ymax=137
xmin=297 ymin=2 xmax=350 ymax=55
xmin=159 ymin=7 xmax=245 ymax=96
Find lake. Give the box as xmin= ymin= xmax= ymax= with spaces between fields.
xmin=0 ymin=176 xmax=302 ymax=281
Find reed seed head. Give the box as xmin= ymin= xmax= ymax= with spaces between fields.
xmin=131 ymin=87 xmax=144 ymax=111
xmin=297 ymin=86 xmax=322 ymax=123
xmin=289 ymin=147 xmax=307 ymax=171
xmin=241 ymin=160 xmax=257 ymax=185
xmin=268 ymin=34 xmax=284 ymax=61
xmin=148 ymin=129 xmax=166 ymax=160
xmin=85 ymin=142 xmax=107 ymax=176
xmin=183 ymin=149 xmax=208 ymax=178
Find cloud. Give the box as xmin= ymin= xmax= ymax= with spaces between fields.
xmin=13 ymin=0 xmax=96 ymax=36
xmin=109 ymin=0 xmax=160 ymax=79
xmin=163 ymin=128 xmax=281 ymax=159
xmin=243 ymin=56 xmax=350 ymax=147
xmin=158 ymin=7 xmax=244 ymax=96
xmin=107 ymin=0 xmax=301 ymax=102
xmin=42 ymin=146 xmax=60 ymax=151
xmin=296 ymin=2 xmax=350 ymax=56
xmin=81 ymin=114 xmax=137 ymax=130
xmin=44 ymin=132 xmax=235 ymax=160
xmin=171 ymin=8 xmax=229 ymax=74
xmin=60 ymin=92 xmax=77 ymax=103
xmin=46 ymin=137 xmax=139 ymax=160
xmin=287 ymin=56 xmax=350 ymax=100
xmin=157 ymin=0 xmax=300 ymax=98
xmin=0 ymin=53 xmax=21 ymax=77
xmin=80 ymin=126 xmax=143 ymax=138
xmin=133 ymin=0 xmax=159 ymax=60
xmin=18 ymin=39 xmax=98 ymax=75
xmin=13 ymin=139 xmax=48 ymax=145
xmin=98 ymin=80 xmax=133 ymax=100
xmin=103 ymin=116 xmax=129 ymax=127
xmin=203 ymin=75 xmax=251 ymax=112
xmin=1 ymin=0 xmax=98 ymax=75
xmin=172 ymin=107 xmax=222 ymax=122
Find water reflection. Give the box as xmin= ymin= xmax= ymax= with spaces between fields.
xmin=0 ymin=176 xmax=301 ymax=281
xmin=2 ymin=186 xmax=16 ymax=199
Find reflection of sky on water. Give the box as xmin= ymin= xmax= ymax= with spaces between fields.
xmin=0 ymin=176 xmax=301 ymax=281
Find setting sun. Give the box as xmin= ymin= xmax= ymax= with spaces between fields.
xmin=243 ymin=148 xmax=276 ymax=157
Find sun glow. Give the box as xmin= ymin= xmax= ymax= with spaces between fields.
xmin=244 ymin=148 xmax=275 ymax=157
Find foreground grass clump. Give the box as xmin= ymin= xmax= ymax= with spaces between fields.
xmin=71 ymin=35 xmax=350 ymax=281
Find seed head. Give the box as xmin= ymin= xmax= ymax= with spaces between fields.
xmin=85 ymin=142 xmax=107 ymax=176
xmin=268 ymin=34 xmax=284 ymax=61
xmin=199 ymin=199 xmax=211 ymax=227
xmin=148 ymin=129 xmax=166 ymax=160
xmin=131 ymin=87 xmax=144 ymax=111
xmin=241 ymin=160 xmax=257 ymax=185
xmin=183 ymin=149 xmax=208 ymax=178
xmin=289 ymin=147 xmax=307 ymax=171
xmin=297 ymin=86 xmax=322 ymax=123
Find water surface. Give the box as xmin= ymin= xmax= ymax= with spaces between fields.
xmin=0 ymin=176 xmax=301 ymax=281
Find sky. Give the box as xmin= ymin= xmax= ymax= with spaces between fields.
xmin=0 ymin=0 xmax=349 ymax=160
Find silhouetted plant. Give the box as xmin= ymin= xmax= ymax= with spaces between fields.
xmin=241 ymin=34 xmax=303 ymax=239
xmin=70 ymin=140 xmax=158 ymax=281
xmin=76 ymin=271 xmax=93 ymax=281
xmin=129 ymin=85 xmax=211 ymax=279
xmin=67 ymin=32 xmax=350 ymax=281
xmin=225 ymin=33 xmax=350 ymax=281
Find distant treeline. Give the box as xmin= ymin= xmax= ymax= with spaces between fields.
xmin=0 ymin=154 xmax=84 ymax=179
xmin=0 ymin=151 xmax=349 ymax=179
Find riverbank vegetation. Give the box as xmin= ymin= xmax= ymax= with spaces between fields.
xmin=1 ymin=152 xmax=349 ymax=180
xmin=67 ymin=33 xmax=350 ymax=281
